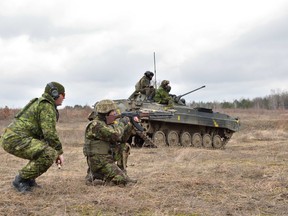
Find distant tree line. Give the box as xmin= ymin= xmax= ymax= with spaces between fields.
xmin=2 ymin=90 xmax=288 ymax=120
xmin=64 ymin=105 xmax=92 ymax=109
xmin=189 ymin=89 xmax=288 ymax=110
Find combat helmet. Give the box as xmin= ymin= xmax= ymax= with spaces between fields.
xmin=161 ymin=80 xmax=170 ymax=87
xmin=95 ymin=99 xmax=118 ymax=114
xmin=144 ymin=71 xmax=154 ymax=80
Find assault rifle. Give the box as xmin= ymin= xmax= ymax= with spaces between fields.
xmin=106 ymin=110 xmax=174 ymax=132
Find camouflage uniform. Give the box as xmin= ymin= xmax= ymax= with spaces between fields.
xmin=154 ymin=80 xmax=174 ymax=108
xmin=129 ymin=71 xmax=155 ymax=100
xmin=83 ymin=100 xmax=135 ymax=186
xmin=0 ymin=82 xmax=64 ymax=192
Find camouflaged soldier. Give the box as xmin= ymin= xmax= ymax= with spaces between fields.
xmin=83 ymin=99 xmax=137 ymax=186
xmin=154 ymin=80 xmax=174 ymax=108
xmin=128 ymin=71 xmax=155 ymax=100
xmin=0 ymin=82 xmax=65 ymax=193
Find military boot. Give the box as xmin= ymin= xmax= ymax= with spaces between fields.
xmin=85 ymin=173 xmax=104 ymax=186
xmin=126 ymin=176 xmax=137 ymax=185
xmin=28 ymin=179 xmax=41 ymax=188
xmin=12 ymin=175 xmax=32 ymax=193
xmin=86 ymin=172 xmax=104 ymax=181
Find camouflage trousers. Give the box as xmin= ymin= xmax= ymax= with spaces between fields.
xmin=86 ymin=143 xmax=131 ymax=185
xmin=114 ymin=142 xmax=131 ymax=171
xmin=0 ymin=128 xmax=58 ymax=180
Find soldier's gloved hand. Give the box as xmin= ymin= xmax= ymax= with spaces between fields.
xmin=133 ymin=116 xmax=140 ymax=122
xmin=120 ymin=116 xmax=130 ymax=125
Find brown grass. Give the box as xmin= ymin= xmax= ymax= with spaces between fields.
xmin=1 ymin=109 xmax=288 ymax=216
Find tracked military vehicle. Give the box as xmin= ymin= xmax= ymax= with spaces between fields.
xmin=114 ymin=86 xmax=240 ymax=149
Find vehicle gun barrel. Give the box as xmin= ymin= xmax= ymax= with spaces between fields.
xmin=179 ymin=85 xmax=206 ymax=98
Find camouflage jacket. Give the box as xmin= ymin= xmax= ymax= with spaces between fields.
xmin=84 ymin=116 xmax=133 ymax=156
xmin=7 ymin=93 xmax=63 ymax=154
xmin=154 ymin=86 xmax=173 ymax=104
xmin=135 ymin=75 xmax=151 ymax=92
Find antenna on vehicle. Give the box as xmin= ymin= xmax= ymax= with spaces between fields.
xmin=153 ymin=52 xmax=157 ymax=90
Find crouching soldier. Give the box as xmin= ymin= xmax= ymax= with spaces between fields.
xmin=83 ymin=99 xmax=137 ymax=186
xmin=0 ymin=82 xmax=65 ymax=193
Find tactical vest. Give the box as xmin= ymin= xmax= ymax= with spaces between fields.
xmin=83 ymin=121 xmax=111 ymax=156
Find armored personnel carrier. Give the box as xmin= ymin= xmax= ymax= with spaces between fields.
xmin=114 ymin=86 xmax=240 ymax=149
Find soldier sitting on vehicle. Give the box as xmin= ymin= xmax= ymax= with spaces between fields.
xmin=154 ymin=80 xmax=174 ymax=108
xmin=128 ymin=71 xmax=155 ymax=101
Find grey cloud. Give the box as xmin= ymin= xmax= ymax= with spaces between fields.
xmin=67 ymin=48 xmax=154 ymax=86
xmin=178 ymin=13 xmax=288 ymax=100
xmin=56 ymin=48 xmax=156 ymax=106
xmin=0 ymin=15 xmax=93 ymax=39
xmin=2 ymin=6 xmax=288 ymax=107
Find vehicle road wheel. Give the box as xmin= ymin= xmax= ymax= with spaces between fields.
xmin=213 ymin=135 xmax=223 ymax=149
xmin=192 ymin=133 xmax=202 ymax=148
xmin=180 ymin=132 xmax=191 ymax=147
xmin=141 ymin=120 xmax=151 ymax=133
xmin=167 ymin=130 xmax=179 ymax=146
xmin=153 ymin=131 xmax=167 ymax=147
xmin=202 ymin=134 xmax=212 ymax=148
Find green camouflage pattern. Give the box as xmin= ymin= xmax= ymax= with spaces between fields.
xmin=0 ymin=93 xmax=63 ymax=179
xmin=84 ymin=116 xmax=133 ymax=185
xmin=95 ymin=99 xmax=118 ymax=114
xmin=154 ymin=86 xmax=174 ymax=107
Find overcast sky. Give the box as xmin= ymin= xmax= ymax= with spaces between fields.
xmin=1 ymin=0 xmax=288 ymax=108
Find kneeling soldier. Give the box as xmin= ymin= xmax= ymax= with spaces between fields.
xmin=83 ymin=99 xmax=137 ymax=186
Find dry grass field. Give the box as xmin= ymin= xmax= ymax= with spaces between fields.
xmin=1 ymin=108 xmax=288 ymax=216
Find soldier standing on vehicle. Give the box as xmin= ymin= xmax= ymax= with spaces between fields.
xmin=154 ymin=80 xmax=174 ymax=108
xmin=128 ymin=71 xmax=155 ymax=100
xmin=83 ymin=99 xmax=137 ymax=186
xmin=0 ymin=82 xmax=65 ymax=193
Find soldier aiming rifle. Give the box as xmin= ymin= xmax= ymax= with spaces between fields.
xmin=106 ymin=110 xmax=174 ymax=148
xmin=84 ymin=100 xmax=174 ymax=186
xmin=106 ymin=110 xmax=174 ymax=131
